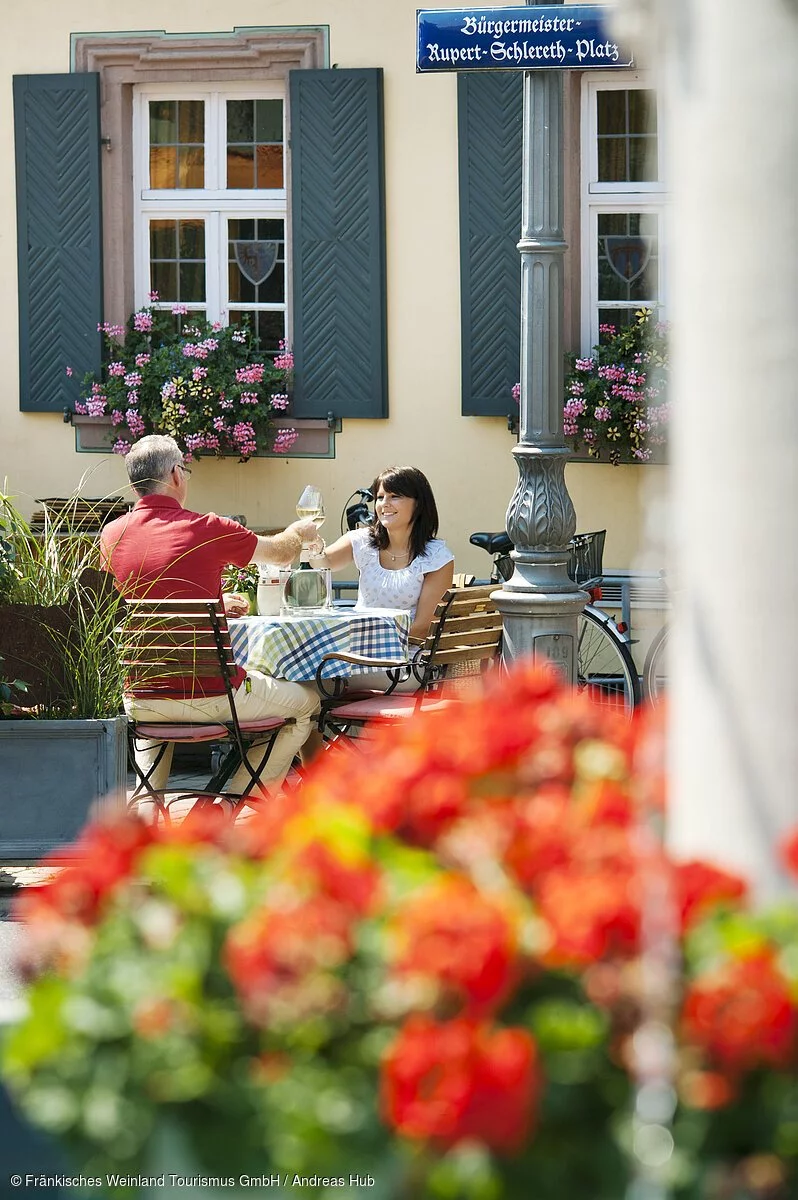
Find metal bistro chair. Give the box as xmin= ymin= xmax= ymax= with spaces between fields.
xmin=316 ymin=585 xmax=503 ymax=746
xmin=121 ymin=598 xmax=288 ymax=820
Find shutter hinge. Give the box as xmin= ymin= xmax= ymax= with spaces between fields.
xmin=326 ymin=411 xmax=336 ymax=429
xmin=101 ymin=136 xmax=112 ymax=152
xmin=507 ymin=412 xmax=519 ymax=435
xmin=63 ymin=407 xmax=73 ymax=424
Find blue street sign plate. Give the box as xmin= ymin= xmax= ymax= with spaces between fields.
xmin=417 ymin=5 xmax=633 ymax=72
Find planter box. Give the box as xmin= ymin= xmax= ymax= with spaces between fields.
xmin=71 ymin=413 xmax=341 ymax=459
xmin=0 ymin=716 xmax=127 ymax=862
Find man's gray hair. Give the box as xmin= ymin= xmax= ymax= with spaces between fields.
xmin=126 ymin=435 xmax=183 ymax=496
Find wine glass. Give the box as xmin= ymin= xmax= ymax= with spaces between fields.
xmin=296 ymin=485 xmax=325 ymax=531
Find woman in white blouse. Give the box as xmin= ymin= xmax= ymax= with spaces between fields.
xmin=310 ymin=466 xmax=454 ymax=642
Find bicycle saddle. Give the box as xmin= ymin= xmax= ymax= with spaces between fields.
xmin=469 ymin=531 xmax=513 ymax=555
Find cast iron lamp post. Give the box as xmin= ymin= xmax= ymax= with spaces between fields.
xmin=492 ymin=0 xmax=588 ymax=677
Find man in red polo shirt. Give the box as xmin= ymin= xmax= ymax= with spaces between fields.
xmin=101 ymin=434 xmax=322 ymax=799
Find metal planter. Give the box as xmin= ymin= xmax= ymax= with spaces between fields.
xmin=0 ymin=716 xmax=127 ymax=861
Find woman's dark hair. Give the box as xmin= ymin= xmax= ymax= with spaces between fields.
xmin=367 ymin=466 xmax=440 ymax=562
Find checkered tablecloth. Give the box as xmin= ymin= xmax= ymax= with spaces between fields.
xmin=228 ymin=608 xmax=411 ymax=683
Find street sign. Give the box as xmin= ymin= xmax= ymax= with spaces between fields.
xmin=417 ymin=5 xmax=633 ymax=72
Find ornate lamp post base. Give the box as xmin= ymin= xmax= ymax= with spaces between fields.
xmin=493 ymin=444 xmax=586 ymax=681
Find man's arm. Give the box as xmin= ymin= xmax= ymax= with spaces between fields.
xmin=248 ymin=519 xmax=320 ymax=567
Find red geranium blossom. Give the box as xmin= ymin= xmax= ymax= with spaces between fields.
xmin=781 ymin=827 xmax=798 ymax=880
xmin=673 ymin=859 xmax=749 ymax=931
xmin=19 ymin=816 xmax=156 ymax=926
xmin=381 ymin=1015 xmax=540 ymax=1152
xmin=682 ymin=952 xmax=798 ymax=1072
xmin=537 ymin=863 xmax=641 ymax=967
xmin=391 ymin=877 xmax=520 ymax=1015
xmin=224 ymin=894 xmax=353 ymax=1024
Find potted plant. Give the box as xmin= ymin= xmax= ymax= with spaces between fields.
xmin=222 ymin=563 xmax=260 ymax=615
xmin=0 ymin=491 xmax=127 ymax=861
xmin=70 ymin=296 xmax=301 ymax=462
xmin=2 ymin=664 xmax=795 ymax=1197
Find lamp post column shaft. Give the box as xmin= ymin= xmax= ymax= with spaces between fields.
xmin=493 ymin=0 xmax=586 ymax=677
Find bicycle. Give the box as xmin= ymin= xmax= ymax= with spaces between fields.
xmin=468 ymin=528 xmax=641 ymax=714
xmin=640 ymin=573 xmax=669 ymax=705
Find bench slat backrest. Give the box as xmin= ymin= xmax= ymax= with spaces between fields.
xmin=121 ymin=599 xmax=235 ymax=685
xmin=416 ymin=584 xmax=502 ymax=685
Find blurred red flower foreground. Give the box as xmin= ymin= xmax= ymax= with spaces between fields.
xmin=3 ymin=662 xmax=797 ymax=1199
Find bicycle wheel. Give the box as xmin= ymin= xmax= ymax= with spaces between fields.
xmin=577 ymin=605 xmax=641 ymax=715
xmin=642 ymin=625 xmax=668 ymax=705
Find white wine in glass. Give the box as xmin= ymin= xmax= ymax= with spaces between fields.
xmin=296 ymin=485 xmax=325 ymax=530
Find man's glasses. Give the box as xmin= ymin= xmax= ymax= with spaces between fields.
xmin=176 ymin=462 xmax=192 ymax=476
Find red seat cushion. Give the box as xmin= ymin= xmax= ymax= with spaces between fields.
xmin=326 ymin=695 xmax=454 ymax=721
xmin=133 ymin=716 xmax=285 ymax=741
xmin=238 ymin=717 xmax=287 ymax=732
xmin=133 ymin=722 xmax=228 ymax=741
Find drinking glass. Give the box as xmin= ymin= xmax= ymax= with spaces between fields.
xmin=296 ymin=485 xmax=325 ymax=531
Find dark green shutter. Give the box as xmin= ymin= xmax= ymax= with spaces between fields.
xmin=458 ymin=72 xmax=523 ymax=417
xmin=289 ymin=68 xmax=387 ymax=419
xmin=14 ymin=73 xmax=103 ymax=413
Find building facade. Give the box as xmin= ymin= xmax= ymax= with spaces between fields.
xmin=2 ymin=0 xmax=666 ymax=577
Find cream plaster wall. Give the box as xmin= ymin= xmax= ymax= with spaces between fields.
xmin=0 ymin=0 xmax=662 ymax=578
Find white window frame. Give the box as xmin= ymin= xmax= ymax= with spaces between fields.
xmin=132 ymin=82 xmax=287 ymax=330
xmin=580 ymin=71 xmax=668 ymax=352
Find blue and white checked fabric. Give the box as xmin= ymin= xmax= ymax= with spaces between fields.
xmin=228 ymin=609 xmax=411 ymax=683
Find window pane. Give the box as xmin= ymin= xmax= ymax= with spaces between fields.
xmin=256 ymin=145 xmax=284 ymax=189
xmin=597 ymin=89 xmax=658 ymax=182
xmin=150 ymin=220 xmax=176 ymax=259
xmin=151 ymin=261 xmax=177 ymax=300
xmin=598 ymin=138 xmax=627 ymax=183
xmin=148 ymin=99 xmax=204 ymax=189
xmin=628 ymin=89 xmax=657 ymax=134
xmin=179 ymin=262 xmax=206 ymax=302
xmin=597 ymin=308 xmax=636 ymax=341
xmin=226 ymin=98 xmax=283 ymax=189
xmin=178 ymin=100 xmax=204 ymax=143
xmin=227 ymin=99 xmax=254 ymax=143
xmin=150 ymin=100 xmax=176 ymax=145
xmin=229 ymin=309 xmax=285 ymax=354
xmin=178 ymin=220 xmax=205 ymax=259
xmin=149 ymin=219 xmax=205 ymax=303
xmin=628 ymin=138 xmax=655 ymax=182
xmin=229 ymin=262 xmax=256 ymax=303
xmin=227 ymin=147 xmax=255 ymax=190
xmin=597 ymin=213 xmax=658 ymax=304
xmin=597 ymin=90 xmax=625 ymax=136
xmin=150 ymin=146 xmax=177 ymax=190
xmin=256 ymin=100 xmax=283 ymax=142
xmin=228 ymin=219 xmax=285 ymax=305
xmin=178 ymin=148 xmax=204 ymax=188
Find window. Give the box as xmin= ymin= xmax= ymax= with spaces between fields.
xmin=581 ymin=74 xmax=667 ymax=350
xmin=133 ymin=85 xmax=287 ymax=352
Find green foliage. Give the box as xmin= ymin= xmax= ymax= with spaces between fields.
xmin=0 ymin=489 xmax=125 ymax=719
xmin=0 ymin=653 xmax=28 ymax=716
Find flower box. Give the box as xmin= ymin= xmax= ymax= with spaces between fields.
xmin=70 ymin=413 xmax=340 ymax=459
xmin=69 ymin=303 xmax=341 ymax=460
